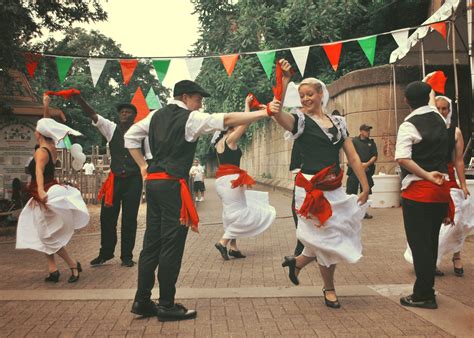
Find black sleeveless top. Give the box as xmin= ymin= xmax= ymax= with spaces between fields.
xmin=217 ymin=140 xmax=242 ymax=167
xmin=446 ymin=125 xmax=456 ymax=162
xmin=28 ymin=147 xmax=55 ymax=181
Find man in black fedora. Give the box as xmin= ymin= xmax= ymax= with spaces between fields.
xmin=125 ymin=79 xmax=278 ymax=321
xmin=73 ymin=94 xmax=147 ymax=268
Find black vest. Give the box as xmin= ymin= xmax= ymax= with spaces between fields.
xmin=148 ymin=104 xmax=197 ymax=178
xmin=109 ymin=126 xmax=141 ymax=176
xmin=401 ymin=111 xmax=448 ymax=179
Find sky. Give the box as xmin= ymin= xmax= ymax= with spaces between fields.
xmin=42 ymin=0 xmax=201 ymax=93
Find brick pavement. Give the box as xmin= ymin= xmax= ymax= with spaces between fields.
xmin=0 ymin=179 xmax=472 ymax=336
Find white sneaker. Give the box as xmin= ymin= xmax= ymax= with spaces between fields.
xmin=199 ymin=197 xmax=204 ymax=202
xmin=195 ymin=196 xmax=199 ymax=201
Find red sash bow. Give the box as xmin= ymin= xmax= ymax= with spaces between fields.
xmin=294 ymin=165 xmax=343 ymax=226
xmin=215 ymin=164 xmax=256 ymax=188
xmin=98 ymin=172 xmax=115 ymax=208
xmin=44 ymin=89 xmax=81 ymax=100
xmin=146 ymin=172 xmax=199 ymax=232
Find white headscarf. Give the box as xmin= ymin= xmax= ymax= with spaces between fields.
xmin=435 ymin=95 xmax=452 ymax=127
xmin=36 ymin=118 xmax=82 ymax=144
xmin=298 ymin=77 xmax=329 ymax=110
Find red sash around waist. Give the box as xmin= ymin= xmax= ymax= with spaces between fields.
xmin=98 ymin=172 xmax=115 ymax=208
xmin=146 ymin=172 xmax=199 ymax=232
xmin=28 ymin=179 xmax=58 ymax=206
xmin=294 ymin=165 xmax=343 ymax=226
xmin=446 ymin=163 xmax=460 ymax=189
xmin=215 ymin=164 xmax=256 ymax=188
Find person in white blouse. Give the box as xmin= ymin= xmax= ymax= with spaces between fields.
xmin=82 ymin=158 xmax=95 ymax=175
xmin=124 ymin=80 xmax=279 ymax=321
xmin=189 ymin=159 xmax=206 ymax=201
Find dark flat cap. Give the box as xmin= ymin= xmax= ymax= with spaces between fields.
xmin=173 ymin=80 xmax=210 ymax=97
xmin=360 ymin=124 xmax=373 ymax=131
xmin=117 ymin=103 xmax=137 ymax=115
xmin=405 ymin=81 xmax=431 ymax=102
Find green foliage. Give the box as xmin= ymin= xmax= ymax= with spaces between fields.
xmin=191 ymin=0 xmax=430 ymax=159
xmin=28 ymin=28 xmax=170 ymax=153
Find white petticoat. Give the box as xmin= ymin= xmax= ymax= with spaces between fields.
xmin=16 ymin=184 xmax=90 ymax=255
xmin=404 ymin=188 xmax=474 ymax=266
xmin=295 ymin=174 xmax=369 ymax=267
xmin=215 ymin=174 xmax=276 ymax=239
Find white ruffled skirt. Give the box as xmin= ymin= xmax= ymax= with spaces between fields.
xmin=295 ymin=174 xmax=369 ymax=267
xmin=16 ymin=184 xmax=90 ymax=255
xmin=404 ymin=188 xmax=474 ymax=266
xmin=215 ymin=174 xmax=275 ymax=239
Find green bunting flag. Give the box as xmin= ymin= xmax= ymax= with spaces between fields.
xmin=55 ymin=56 xmax=73 ymax=83
xmin=357 ymin=35 xmax=377 ymax=66
xmin=152 ymin=60 xmax=171 ymax=83
xmin=256 ymin=51 xmax=276 ymax=79
xmin=146 ymin=87 xmax=162 ymax=109
xmin=63 ymin=135 xmax=72 ymax=149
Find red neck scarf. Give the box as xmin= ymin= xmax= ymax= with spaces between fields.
xmin=215 ymin=164 xmax=256 ymax=188
xmin=294 ymin=165 xmax=343 ymax=226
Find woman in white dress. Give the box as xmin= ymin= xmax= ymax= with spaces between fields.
xmin=213 ymin=95 xmax=276 ymax=260
xmin=16 ymin=95 xmax=90 ymax=283
xmin=271 ymin=60 xmax=370 ymax=308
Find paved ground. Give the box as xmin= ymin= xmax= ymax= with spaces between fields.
xmin=0 ymin=179 xmax=473 ymax=337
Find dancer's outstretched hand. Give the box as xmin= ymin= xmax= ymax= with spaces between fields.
xmin=279 ymin=59 xmax=293 ymax=79
xmin=357 ymin=190 xmax=369 ymax=205
xmin=268 ymin=100 xmax=281 ymax=115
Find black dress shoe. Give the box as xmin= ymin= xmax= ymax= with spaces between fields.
xmin=121 ymin=258 xmax=136 ymax=267
xmin=215 ymin=243 xmax=229 ymax=261
xmin=45 ymin=270 xmax=60 ymax=283
xmin=435 ymin=268 xmax=445 ymax=276
xmin=452 ymin=257 xmax=464 ymax=277
xmin=229 ymin=250 xmax=246 ymax=259
xmin=131 ymin=300 xmax=158 ymax=317
xmin=400 ymin=295 xmax=437 ymax=309
xmin=68 ymin=261 xmax=82 ymax=283
xmin=364 ymin=213 xmax=373 ymax=219
xmin=322 ymin=288 xmax=341 ymax=308
xmin=90 ymin=255 xmax=113 ymax=266
xmin=281 ymin=256 xmax=300 ymax=285
xmin=157 ymin=303 xmax=197 ymax=322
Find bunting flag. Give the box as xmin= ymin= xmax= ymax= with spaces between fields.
xmin=426 ymin=70 xmax=447 ymax=94
xmin=88 ymin=58 xmax=107 ymax=87
xmin=283 ymin=81 xmax=301 ymax=108
xmin=57 ymin=135 xmax=72 ymax=149
xmin=322 ymin=42 xmax=343 ymax=71
xmin=152 ymin=59 xmax=171 ymax=83
xmin=357 ymin=35 xmax=377 ymax=66
xmin=290 ymin=46 xmax=310 ymax=76
xmin=256 ymin=51 xmax=276 ymax=79
xmin=119 ymin=59 xmax=138 ymax=85
xmin=391 ymin=30 xmax=410 ymax=50
xmin=145 ymin=87 xmax=162 ymax=109
xmin=220 ymin=54 xmax=239 ymax=77
xmin=24 ymin=52 xmax=41 ymax=79
xmin=131 ymin=87 xmax=150 ymax=123
xmin=55 ymin=56 xmax=73 ymax=83
xmin=430 ymin=22 xmax=447 ymax=39
xmin=186 ymin=57 xmax=204 ymax=81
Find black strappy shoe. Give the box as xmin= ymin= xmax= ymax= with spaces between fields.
xmin=452 ymin=257 xmax=464 ymax=277
xmin=229 ymin=250 xmax=246 ymax=259
xmin=215 ymin=243 xmax=230 ymax=261
xmin=322 ymin=288 xmax=341 ymax=308
xmin=68 ymin=262 xmax=82 ymax=283
xmin=45 ymin=270 xmax=60 ymax=283
xmin=282 ymin=256 xmax=301 ymax=285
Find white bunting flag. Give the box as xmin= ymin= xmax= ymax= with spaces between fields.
xmin=283 ymin=82 xmax=301 ymax=108
xmin=186 ymin=57 xmax=204 ymax=81
xmin=88 ymin=58 xmax=107 ymax=87
xmin=391 ymin=30 xmax=409 ymax=50
xmin=290 ymin=46 xmax=310 ymax=77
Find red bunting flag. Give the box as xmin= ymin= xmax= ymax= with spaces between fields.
xmin=44 ymin=89 xmax=81 ymax=100
xmin=24 ymin=52 xmax=41 ymax=79
xmin=430 ymin=22 xmax=447 ymax=39
xmin=322 ymin=42 xmax=343 ymax=71
xmin=426 ymin=70 xmax=447 ymax=94
xmin=119 ymin=59 xmax=138 ymax=85
xmin=131 ymin=87 xmax=150 ymax=123
xmin=220 ymin=54 xmax=239 ymax=77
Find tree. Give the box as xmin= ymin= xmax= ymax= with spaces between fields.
xmin=0 ymin=0 xmax=107 ymax=70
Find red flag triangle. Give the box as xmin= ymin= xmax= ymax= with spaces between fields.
xmin=119 ymin=59 xmax=138 ymax=85
xmin=131 ymin=87 xmax=150 ymax=123
xmin=322 ymin=42 xmax=343 ymax=71
xmin=24 ymin=52 xmax=41 ymax=79
xmin=220 ymin=54 xmax=239 ymax=77
xmin=430 ymin=22 xmax=447 ymax=39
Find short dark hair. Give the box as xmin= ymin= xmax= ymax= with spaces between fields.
xmin=116 ymin=103 xmax=137 ymax=115
xmin=405 ymin=81 xmax=431 ymax=109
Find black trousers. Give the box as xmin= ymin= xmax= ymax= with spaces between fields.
xmin=291 ymin=184 xmax=304 ymax=256
xmin=346 ymin=172 xmax=374 ymax=195
xmin=99 ymin=174 xmax=143 ymax=260
xmin=402 ymin=198 xmax=447 ymax=300
xmin=135 ymin=180 xmax=189 ymax=307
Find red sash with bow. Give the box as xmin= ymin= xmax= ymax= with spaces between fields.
xmin=215 ymin=164 xmax=256 ymax=188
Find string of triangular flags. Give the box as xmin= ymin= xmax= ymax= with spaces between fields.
xmin=23 ymin=20 xmax=448 ymax=87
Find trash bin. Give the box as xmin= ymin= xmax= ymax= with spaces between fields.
xmin=371 ymin=174 xmax=401 ymax=208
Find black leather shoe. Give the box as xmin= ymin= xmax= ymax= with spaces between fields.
xmin=131 ymin=300 xmax=158 ymax=317
xmin=400 ymin=295 xmax=437 ymax=309
xmin=229 ymin=250 xmax=246 ymax=259
xmin=90 ymin=255 xmax=113 ymax=266
xmin=322 ymin=288 xmax=341 ymax=308
xmin=157 ymin=303 xmax=197 ymax=322
xmin=215 ymin=243 xmax=229 ymax=261
xmin=45 ymin=270 xmax=60 ymax=283
xmin=453 ymin=257 xmax=464 ymax=277
xmin=281 ymin=256 xmax=300 ymax=285
xmin=435 ymin=268 xmax=445 ymax=276
xmin=68 ymin=262 xmax=82 ymax=283
xmin=364 ymin=213 xmax=373 ymax=219
xmin=121 ymin=258 xmax=136 ymax=267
